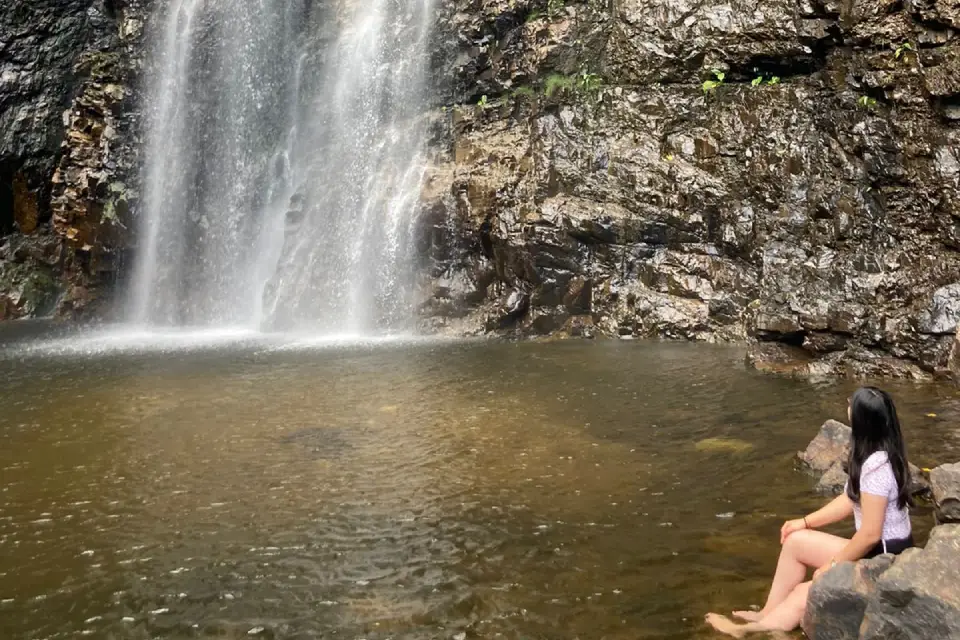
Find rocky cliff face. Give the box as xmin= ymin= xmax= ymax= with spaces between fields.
xmin=4 ymin=0 xmax=960 ymax=379
xmin=418 ymin=0 xmax=960 ymax=377
xmin=0 ymin=0 xmax=144 ymax=321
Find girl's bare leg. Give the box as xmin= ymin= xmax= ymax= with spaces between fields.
xmin=731 ymin=531 xmax=845 ymax=621
xmin=708 ymin=582 xmax=812 ymax=637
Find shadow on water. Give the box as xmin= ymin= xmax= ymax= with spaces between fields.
xmin=0 ymin=335 xmax=957 ymax=639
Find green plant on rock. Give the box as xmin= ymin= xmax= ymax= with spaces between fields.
xmin=547 ymin=0 xmax=566 ymax=17
xmin=576 ymin=69 xmax=603 ymax=93
xmin=477 ymin=94 xmax=489 ymax=109
xmin=751 ymin=74 xmax=781 ymax=87
xmin=894 ymin=42 xmax=915 ymax=61
xmin=102 ymin=182 xmax=129 ymax=228
xmin=858 ymin=95 xmax=878 ymax=110
xmin=702 ymin=69 xmax=725 ymax=95
xmin=544 ymin=74 xmax=576 ymax=97
xmin=511 ymin=85 xmax=537 ymax=101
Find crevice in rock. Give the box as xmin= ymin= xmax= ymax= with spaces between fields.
xmin=758 ymin=330 xmax=808 ymax=347
xmin=729 ymin=44 xmax=834 ymax=83
xmin=102 ymin=0 xmax=123 ymax=20
xmin=935 ymin=95 xmax=960 ymax=124
xmin=0 ymin=163 xmax=15 ymax=235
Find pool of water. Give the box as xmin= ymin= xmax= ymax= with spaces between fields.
xmin=1 ymin=330 xmax=957 ymax=639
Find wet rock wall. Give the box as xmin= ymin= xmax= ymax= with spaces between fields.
xmin=0 ymin=0 xmax=144 ymax=320
xmin=419 ymin=0 xmax=960 ymax=378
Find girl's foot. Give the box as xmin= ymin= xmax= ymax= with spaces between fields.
xmin=705 ymin=613 xmax=748 ymax=638
xmin=732 ymin=610 xmax=764 ymax=622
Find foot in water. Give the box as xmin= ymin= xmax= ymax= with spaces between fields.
xmin=732 ymin=610 xmax=764 ymax=622
xmin=705 ymin=613 xmax=748 ymax=638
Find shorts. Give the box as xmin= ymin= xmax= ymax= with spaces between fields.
xmin=863 ymin=535 xmax=914 ymax=559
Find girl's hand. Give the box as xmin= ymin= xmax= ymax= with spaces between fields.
xmin=780 ymin=518 xmax=807 ymax=544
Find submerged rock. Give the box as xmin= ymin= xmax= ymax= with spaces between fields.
xmin=694 ymin=437 xmax=754 ymax=454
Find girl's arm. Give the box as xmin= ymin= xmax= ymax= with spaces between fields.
xmin=820 ymin=493 xmax=886 ymax=569
xmin=806 ymin=493 xmax=855 ymax=528
xmin=781 ymin=494 xmax=853 ymax=543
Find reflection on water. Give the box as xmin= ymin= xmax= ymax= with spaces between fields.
xmin=0 ymin=335 xmax=957 ymax=639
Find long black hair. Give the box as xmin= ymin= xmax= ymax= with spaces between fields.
xmin=845 ymin=386 xmax=911 ymax=509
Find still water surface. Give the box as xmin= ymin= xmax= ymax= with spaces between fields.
xmin=1 ymin=332 xmax=958 ymax=639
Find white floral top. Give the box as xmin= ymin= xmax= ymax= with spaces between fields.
xmin=848 ymin=451 xmax=912 ymax=540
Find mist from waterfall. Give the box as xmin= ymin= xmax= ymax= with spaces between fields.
xmin=129 ymin=0 xmax=435 ymax=334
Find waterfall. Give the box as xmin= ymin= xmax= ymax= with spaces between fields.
xmin=130 ymin=0 xmax=436 ymax=334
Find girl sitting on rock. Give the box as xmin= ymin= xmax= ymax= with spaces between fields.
xmin=705 ymin=386 xmax=914 ymax=638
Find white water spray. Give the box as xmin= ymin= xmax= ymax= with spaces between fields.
xmin=131 ymin=0 xmax=435 ymax=334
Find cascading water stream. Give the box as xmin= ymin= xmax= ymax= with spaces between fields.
xmin=130 ymin=0 xmax=435 ymax=334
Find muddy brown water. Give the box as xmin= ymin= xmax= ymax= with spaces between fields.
xmin=1 ymin=331 xmax=958 ymax=639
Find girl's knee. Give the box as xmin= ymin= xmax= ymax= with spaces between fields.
xmin=783 ymin=529 xmax=813 ymax=553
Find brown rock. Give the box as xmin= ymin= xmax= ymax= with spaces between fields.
xmin=803 ymin=332 xmax=849 ymax=354
xmin=12 ymin=172 xmax=39 ymax=234
xmin=816 ymin=461 xmax=930 ymax=499
xmin=563 ymin=277 xmax=592 ymax=314
xmin=949 ymin=325 xmax=960 ymax=380
xmin=0 ymin=295 xmax=19 ymax=321
xmin=746 ymin=342 xmax=813 ymax=376
xmin=816 ymin=460 xmax=849 ymax=495
xmin=799 ymin=420 xmax=851 ymax=474
xmin=930 ymin=462 xmax=960 ymax=524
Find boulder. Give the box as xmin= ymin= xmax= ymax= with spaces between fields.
xmin=804 ymin=525 xmax=960 ymax=640
xmin=930 ymin=463 xmax=960 ymax=524
xmin=803 ymin=555 xmax=894 ymax=640
xmin=918 ymin=283 xmax=960 ymax=335
xmin=949 ymin=324 xmax=960 ymax=380
xmin=799 ymin=421 xmax=931 ymax=498
xmin=816 ymin=460 xmax=849 ymax=495
xmin=799 ymin=420 xmax=851 ymax=473
xmin=859 ymin=525 xmax=960 ymax=639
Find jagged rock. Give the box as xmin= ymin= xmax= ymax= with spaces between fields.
xmin=803 ymin=555 xmax=895 ymax=640
xmin=2 ymin=0 xmax=960 ymax=358
xmin=12 ymin=173 xmax=38 ymax=234
xmin=0 ymin=294 xmax=16 ymax=321
xmin=563 ymin=277 xmax=592 ymax=314
xmin=949 ymin=325 xmax=960 ymax=379
xmin=423 ymin=0 xmax=960 ymax=379
xmin=930 ymin=463 xmax=960 ymax=524
xmin=804 ymin=526 xmax=960 ymax=639
xmin=918 ymin=283 xmax=960 ymax=335
xmin=745 ymin=342 xmax=815 ymax=376
xmin=799 ymin=420 xmax=930 ymax=497
xmin=800 ymin=420 xmax=852 ymax=474
xmin=817 ymin=461 xmax=849 ymax=495
xmin=486 ymin=289 xmax=530 ymax=330
xmin=0 ymin=0 xmax=143 ymax=321
xmin=859 ymin=525 xmax=960 ymax=639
